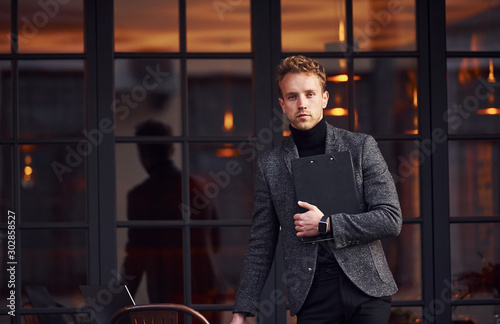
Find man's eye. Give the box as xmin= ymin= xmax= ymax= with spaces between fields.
xmin=307 ymin=93 xmax=315 ymax=97
xmin=288 ymin=95 xmax=296 ymax=100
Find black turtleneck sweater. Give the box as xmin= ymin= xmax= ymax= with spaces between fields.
xmin=290 ymin=118 xmax=339 ymax=270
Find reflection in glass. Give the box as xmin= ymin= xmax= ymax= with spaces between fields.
xmin=447 ymin=58 xmax=500 ymax=134
xmin=378 ymin=141 xmax=420 ymax=218
xmin=389 ymin=307 xmax=422 ymax=324
xmin=189 ymin=143 xmax=255 ymax=220
xmin=114 ymin=0 xmax=179 ymax=52
xmin=21 ymin=229 xmax=87 ymax=309
xmin=281 ymin=0 xmax=345 ymax=52
xmin=353 ymin=0 xmax=416 ymax=51
xmin=20 ymin=144 xmax=86 ymax=222
xmin=446 ymin=0 xmax=500 ymax=52
xmin=117 ymin=227 xmax=184 ymax=305
xmin=452 ymin=305 xmax=500 ymax=323
xmin=451 ymin=223 xmax=500 ymax=300
xmin=354 ymin=58 xmax=418 ymax=135
xmin=190 ymin=227 xmax=250 ymax=306
xmin=384 ymin=224 xmax=422 ymax=301
xmin=115 ymin=137 xmax=182 ymax=222
xmin=114 ymin=59 xmax=181 ymax=136
xmin=0 ymin=2 xmax=10 ymax=52
xmin=0 ymin=146 xmax=13 ymax=223
xmin=186 ymin=0 xmax=251 ymax=52
xmin=187 ymin=59 xmax=253 ymax=136
xmin=17 ymin=0 xmax=84 ymax=53
xmin=0 ymin=61 xmax=12 ymax=138
xmin=449 ymin=140 xmax=500 ymax=217
xmin=18 ymin=60 xmax=85 ymax=138
xmin=320 ymin=58 xmax=350 ymax=130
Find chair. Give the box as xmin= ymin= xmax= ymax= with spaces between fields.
xmin=109 ymin=303 xmax=210 ymax=324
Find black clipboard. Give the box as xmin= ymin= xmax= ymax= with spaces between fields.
xmin=291 ymin=151 xmax=360 ymax=243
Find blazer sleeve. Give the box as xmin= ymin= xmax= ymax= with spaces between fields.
xmin=330 ymin=135 xmax=402 ymax=249
xmin=233 ymin=155 xmax=281 ymax=316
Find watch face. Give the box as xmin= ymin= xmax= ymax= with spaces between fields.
xmin=318 ymin=221 xmax=327 ymax=234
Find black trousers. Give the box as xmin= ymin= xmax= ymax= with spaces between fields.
xmin=297 ymin=267 xmax=392 ymax=324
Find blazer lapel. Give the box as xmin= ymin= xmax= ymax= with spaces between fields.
xmin=282 ymin=136 xmax=299 ymax=175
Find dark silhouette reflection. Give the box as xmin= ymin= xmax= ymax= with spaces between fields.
xmin=121 ymin=120 xmax=220 ymax=322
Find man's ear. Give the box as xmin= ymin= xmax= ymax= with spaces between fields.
xmin=279 ymin=97 xmax=285 ymax=111
xmin=322 ymin=91 xmax=330 ymax=108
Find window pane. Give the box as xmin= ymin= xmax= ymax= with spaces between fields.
xmin=384 ymin=224 xmax=422 ymax=301
xmin=186 ymin=0 xmax=251 ymax=52
xmin=452 ymin=305 xmax=500 ymax=323
xmin=187 ymin=59 xmax=253 ymax=136
xmin=353 ymin=0 xmax=416 ymax=51
xmin=189 ymin=143 xmax=255 ymax=220
xmin=0 ymin=2 xmax=9 ymax=53
xmin=281 ymin=0 xmax=346 ymax=53
xmin=21 ymin=229 xmax=87 ymax=309
xmin=451 ymin=223 xmax=500 ymax=300
xmin=115 ymin=141 xmax=183 ymax=222
xmin=354 ymin=58 xmax=418 ymax=135
xmin=17 ymin=0 xmax=84 ymax=53
xmin=321 ymin=58 xmax=350 ymax=130
xmin=447 ymin=58 xmax=500 ymax=135
xmin=117 ymin=227 xmax=184 ymax=304
xmin=449 ymin=140 xmax=500 ymax=217
xmin=20 ymin=144 xmax=87 ymax=222
xmin=389 ymin=307 xmax=422 ymax=323
xmin=114 ymin=59 xmax=181 ymax=137
xmin=446 ymin=0 xmax=500 ymax=52
xmin=114 ymin=0 xmax=179 ymax=52
xmin=378 ymin=141 xmax=420 ymax=219
xmin=0 ymin=61 xmax=12 ymax=138
xmin=0 ymin=145 xmax=13 ymax=223
xmin=191 ymin=226 xmax=250 ymax=305
xmin=18 ymin=60 xmax=85 ymax=138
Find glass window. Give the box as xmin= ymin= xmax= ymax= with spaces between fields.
xmin=449 ymin=140 xmax=500 ymax=218
xmin=17 ymin=0 xmax=84 ymax=53
xmin=190 ymin=227 xmax=250 ymax=307
xmin=320 ymin=58 xmax=350 ymax=131
xmin=281 ymin=0 xmax=346 ymax=53
xmin=187 ymin=59 xmax=253 ymax=137
xmin=0 ymin=145 xmax=13 ymax=223
xmin=446 ymin=0 xmax=500 ymax=52
xmin=114 ymin=59 xmax=182 ymax=137
xmin=450 ymin=223 xmax=500 ymax=300
xmin=354 ymin=58 xmax=418 ymax=135
xmin=452 ymin=305 xmax=500 ymax=323
xmin=189 ymin=142 xmax=255 ymax=220
xmin=353 ymin=0 xmax=416 ymax=52
xmin=0 ymin=1 xmax=10 ymax=53
xmin=21 ymin=229 xmax=87 ymax=308
xmin=115 ymin=142 xmax=183 ymax=222
xmin=186 ymin=0 xmax=251 ymax=52
xmin=18 ymin=60 xmax=85 ymax=139
xmin=114 ymin=0 xmax=179 ymax=52
xmin=20 ymin=144 xmax=87 ymax=222
xmin=378 ymin=141 xmax=420 ymax=219
xmin=447 ymin=58 xmax=500 ymax=134
xmin=384 ymin=224 xmax=422 ymax=301
xmin=116 ymin=227 xmax=184 ymax=304
xmin=0 ymin=61 xmax=12 ymax=138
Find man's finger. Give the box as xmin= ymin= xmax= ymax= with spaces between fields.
xmin=297 ymin=200 xmax=316 ymax=210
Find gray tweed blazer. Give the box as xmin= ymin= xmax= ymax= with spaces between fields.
xmin=233 ymin=123 xmax=402 ymax=317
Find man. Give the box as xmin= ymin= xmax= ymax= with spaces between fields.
xmin=230 ymin=56 xmax=402 ymax=323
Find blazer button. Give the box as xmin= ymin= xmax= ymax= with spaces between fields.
xmin=308 ymin=268 xmax=313 ymax=273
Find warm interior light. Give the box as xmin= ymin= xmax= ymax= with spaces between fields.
xmin=25 ymin=155 xmax=32 ymax=164
xmin=24 ymin=166 xmax=33 ymax=176
xmin=327 ymin=74 xmax=361 ymax=82
xmin=223 ymin=109 xmax=234 ymax=131
xmin=477 ymin=108 xmax=500 ymax=115
xmin=412 ymin=87 xmax=418 ymax=108
xmin=283 ymin=130 xmax=291 ymax=137
xmin=488 ymin=58 xmax=496 ymax=83
xmin=216 ymin=147 xmax=239 ymax=157
xmin=339 ymin=20 xmax=345 ymax=43
xmin=324 ymin=108 xmax=348 ymax=116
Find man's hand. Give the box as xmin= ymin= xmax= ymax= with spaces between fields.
xmin=229 ymin=312 xmax=247 ymax=324
xmin=293 ymin=201 xmax=329 ymax=237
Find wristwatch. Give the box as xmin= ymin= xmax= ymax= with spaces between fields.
xmin=318 ymin=215 xmax=329 ymax=234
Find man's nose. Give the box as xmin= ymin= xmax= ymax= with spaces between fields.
xmin=297 ymin=95 xmax=307 ymax=108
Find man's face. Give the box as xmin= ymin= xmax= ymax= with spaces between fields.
xmin=279 ymin=72 xmax=329 ymax=131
